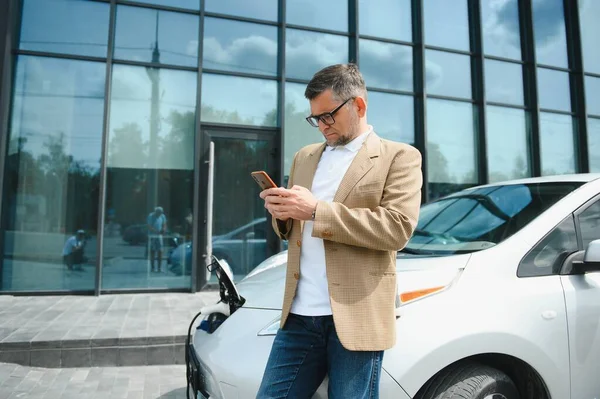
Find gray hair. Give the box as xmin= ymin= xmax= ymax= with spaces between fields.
xmin=304 ymin=63 xmax=367 ymax=102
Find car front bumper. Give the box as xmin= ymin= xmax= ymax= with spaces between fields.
xmin=190 ymin=307 xmax=410 ymax=399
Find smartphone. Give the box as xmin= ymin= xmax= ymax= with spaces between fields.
xmin=251 ymin=171 xmax=277 ymax=190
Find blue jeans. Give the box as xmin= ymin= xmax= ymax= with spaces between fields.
xmin=256 ymin=314 xmax=384 ymax=399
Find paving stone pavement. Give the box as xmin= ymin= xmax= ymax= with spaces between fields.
xmin=0 ymin=292 xmax=220 ymax=344
xmin=0 ymin=362 xmax=190 ymax=399
xmin=0 ymin=292 xmax=220 ymax=368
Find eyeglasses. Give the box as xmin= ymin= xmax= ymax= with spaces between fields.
xmin=305 ymin=98 xmax=353 ymax=128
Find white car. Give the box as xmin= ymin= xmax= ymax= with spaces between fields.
xmin=188 ymin=174 xmax=600 ymax=399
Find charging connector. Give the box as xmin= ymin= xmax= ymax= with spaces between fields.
xmin=199 ymin=302 xmax=231 ymax=317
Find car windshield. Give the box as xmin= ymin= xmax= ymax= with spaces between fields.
xmin=401 ymin=182 xmax=583 ymax=256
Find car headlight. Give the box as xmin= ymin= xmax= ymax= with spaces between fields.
xmin=258 ymin=315 xmax=281 ymax=336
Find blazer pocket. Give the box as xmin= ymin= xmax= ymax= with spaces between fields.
xmin=369 ymin=271 xmax=396 ymax=277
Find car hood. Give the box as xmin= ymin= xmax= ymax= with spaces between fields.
xmin=236 ymin=252 xmax=471 ymax=310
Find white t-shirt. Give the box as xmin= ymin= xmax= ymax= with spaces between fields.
xmin=291 ymin=129 xmax=372 ymax=316
xmin=62 ymin=236 xmax=80 ymax=256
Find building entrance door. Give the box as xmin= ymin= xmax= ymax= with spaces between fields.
xmin=199 ymin=127 xmax=281 ymax=285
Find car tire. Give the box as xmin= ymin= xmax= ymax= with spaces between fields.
xmin=418 ymin=362 xmax=519 ymax=399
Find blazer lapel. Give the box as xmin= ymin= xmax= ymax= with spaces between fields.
xmin=333 ymin=133 xmax=381 ymax=203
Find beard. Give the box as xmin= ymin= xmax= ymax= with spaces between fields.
xmin=330 ymin=110 xmax=361 ymax=147
xmin=331 ymin=135 xmax=351 ymax=147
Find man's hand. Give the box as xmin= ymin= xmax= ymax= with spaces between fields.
xmin=260 ymin=185 xmax=317 ymax=221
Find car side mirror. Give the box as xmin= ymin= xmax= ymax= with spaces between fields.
xmin=572 ymin=240 xmax=600 ymax=274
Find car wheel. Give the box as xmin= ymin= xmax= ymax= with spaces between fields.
xmin=418 ymin=362 xmax=519 ymax=399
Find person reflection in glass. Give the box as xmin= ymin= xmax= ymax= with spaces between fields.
xmin=147 ymin=206 xmax=167 ymax=273
xmin=62 ymin=230 xmax=87 ymax=271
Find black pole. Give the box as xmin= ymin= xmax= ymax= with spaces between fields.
xmin=412 ymin=0 xmax=428 ymax=202
xmin=192 ymin=0 xmax=206 ymax=291
xmin=96 ymin=0 xmax=117 ymax=295
xmin=469 ymin=0 xmax=488 ymax=185
xmin=521 ymin=0 xmax=542 ymax=177
xmin=349 ymin=0 xmax=359 ymax=64
xmin=146 ymin=10 xmax=161 ymax=211
xmin=563 ymin=0 xmax=589 ymax=173
xmin=0 ymin=0 xmax=18 ymax=293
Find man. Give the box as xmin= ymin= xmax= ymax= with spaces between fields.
xmin=257 ymin=64 xmax=422 ymax=398
xmin=62 ymin=230 xmax=86 ymax=270
xmin=147 ymin=206 xmax=167 ymax=273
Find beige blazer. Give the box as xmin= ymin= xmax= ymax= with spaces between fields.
xmin=272 ymin=132 xmax=423 ymax=351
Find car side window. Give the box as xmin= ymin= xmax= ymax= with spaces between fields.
xmin=232 ymin=223 xmax=266 ymax=240
xmin=253 ymin=226 xmax=266 ymax=239
xmin=578 ymin=199 xmax=600 ymax=248
xmin=518 ymin=216 xmax=578 ymax=277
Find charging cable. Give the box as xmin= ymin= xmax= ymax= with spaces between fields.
xmin=185 ymin=301 xmax=233 ymax=399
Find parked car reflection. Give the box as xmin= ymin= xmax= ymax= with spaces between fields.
xmin=168 ymin=217 xmax=287 ymax=278
xmin=122 ymin=224 xmax=148 ymax=246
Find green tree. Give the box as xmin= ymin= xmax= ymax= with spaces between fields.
xmin=160 ymin=110 xmax=195 ymax=170
xmin=108 ymin=123 xmax=148 ymax=168
xmin=511 ymin=155 xmax=529 ymax=179
xmin=426 ymin=142 xmax=451 ymax=183
xmin=36 ymin=133 xmax=99 ymax=233
xmin=200 ymin=104 xmax=256 ymax=126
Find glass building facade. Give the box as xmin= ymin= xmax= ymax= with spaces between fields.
xmin=0 ymin=0 xmax=598 ymax=294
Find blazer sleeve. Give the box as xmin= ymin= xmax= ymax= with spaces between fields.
xmin=312 ymin=145 xmax=422 ymax=251
xmin=270 ymin=153 xmax=297 ymax=240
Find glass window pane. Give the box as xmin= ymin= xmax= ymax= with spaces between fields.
xmin=540 ymin=112 xmax=576 ymax=175
xmin=285 ymin=30 xmax=348 ymax=81
xmin=486 ymin=106 xmax=531 ymax=182
xmin=532 ymin=0 xmax=568 ymax=67
xmin=19 ymin=0 xmax=109 ymax=58
xmin=537 ymin=68 xmax=571 ymax=112
xmin=203 ymin=18 xmax=277 ymax=76
xmin=426 ymin=99 xmax=478 ymax=200
xmin=114 ymin=6 xmax=199 ymax=67
xmin=424 ymin=0 xmax=470 ymax=51
xmin=586 ymin=76 xmax=600 ymax=116
xmin=485 ymin=60 xmax=523 ymax=105
xmin=201 ymin=74 xmax=278 ymax=126
xmin=481 ymin=0 xmax=522 ymax=60
xmin=286 ymin=0 xmax=348 ymax=31
xmin=128 ymin=0 xmax=199 ymax=10
xmin=2 ymin=56 xmax=105 ymax=292
xmin=368 ymin=92 xmax=414 ymax=144
xmin=580 ymin=0 xmax=600 ymax=74
xmin=103 ymin=65 xmax=197 ymax=290
xmin=359 ymin=0 xmax=411 ymax=41
xmin=284 ymin=82 xmax=323 ymax=177
xmin=588 ymin=117 xmax=600 ymax=172
xmin=205 ymin=0 xmax=278 ymax=21
xmin=426 ymin=50 xmax=472 ymax=99
xmin=359 ymin=40 xmax=412 ymax=91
